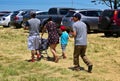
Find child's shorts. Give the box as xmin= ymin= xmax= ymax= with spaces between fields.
xmin=61 ymin=44 xmax=67 ymax=52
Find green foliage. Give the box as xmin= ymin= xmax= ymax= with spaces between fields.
xmin=91 ymin=0 xmax=120 ymax=9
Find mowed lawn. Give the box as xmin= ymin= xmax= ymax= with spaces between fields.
xmin=0 ymin=26 xmax=120 ymax=81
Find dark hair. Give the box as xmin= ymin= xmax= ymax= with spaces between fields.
xmin=47 ymin=16 xmax=52 ymax=22
xmin=30 ymin=11 xmax=36 ymax=18
xmin=42 ymin=17 xmax=52 ymax=27
xmin=73 ymin=13 xmax=81 ymax=20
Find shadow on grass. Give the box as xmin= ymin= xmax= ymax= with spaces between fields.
xmin=24 ymin=55 xmax=56 ymax=63
xmin=68 ymin=66 xmax=84 ymax=71
xmin=99 ymin=33 xmax=120 ymax=38
xmin=41 ymin=55 xmax=65 ymax=62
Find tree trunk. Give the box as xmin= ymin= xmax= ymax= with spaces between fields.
xmin=109 ymin=0 xmax=113 ymax=9
xmin=114 ymin=0 xmax=117 ymax=9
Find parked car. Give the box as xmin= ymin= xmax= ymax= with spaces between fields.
xmin=0 ymin=11 xmax=11 ymax=14
xmin=61 ymin=9 xmax=102 ymax=33
xmin=35 ymin=7 xmax=76 ymax=27
xmin=22 ymin=10 xmax=48 ymax=24
xmin=98 ymin=9 xmax=120 ymax=37
xmin=0 ymin=12 xmax=13 ymax=27
xmin=21 ymin=11 xmax=48 ymax=31
xmin=0 ymin=11 xmax=11 ymax=18
xmin=0 ymin=13 xmax=6 ymax=18
xmin=10 ymin=9 xmax=39 ymax=28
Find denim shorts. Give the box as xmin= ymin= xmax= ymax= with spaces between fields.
xmin=28 ymin=35 xmax=41 ymax=50
xmin=61 ymin=44 xmax=67 ymax=52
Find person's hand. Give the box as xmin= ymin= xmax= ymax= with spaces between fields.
xmin=69 ymin=32 xmax=73 ymax=38
xmin=41 ymin=33 xmax=44 ymax=38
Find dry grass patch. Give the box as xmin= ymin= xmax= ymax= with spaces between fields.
xmin=0 ymin=26 xmax=120 ymax=81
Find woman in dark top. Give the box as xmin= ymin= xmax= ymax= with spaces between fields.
xmin=42 ymin=17 xmax=59 ymax=63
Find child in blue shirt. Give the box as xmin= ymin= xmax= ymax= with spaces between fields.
xmin=60 ymin=26 xmax=69 ymax=59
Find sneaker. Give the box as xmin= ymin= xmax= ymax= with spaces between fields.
xmin=88 ymin=65 xmax=93 ymax=73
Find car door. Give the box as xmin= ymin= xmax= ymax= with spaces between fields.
xmin=61 ymin=11 xmax=74 ymax=27
xmin=81 ymin=11 xmax=101 ymax=30
xmin=116 ymin=11 xmax=120 ymax=26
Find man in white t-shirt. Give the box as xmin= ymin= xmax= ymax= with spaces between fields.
xmin=70 ymin=13 xmax=93 ymax=73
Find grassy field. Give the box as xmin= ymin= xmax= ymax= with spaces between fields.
xmin=0 ymin=26 xmax=120 ymax=81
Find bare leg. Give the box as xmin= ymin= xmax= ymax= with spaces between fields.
xmin=62 ymin=51 xmax=67 ymax=59
xmin=31 ymin=50 xmax=36 ymax=62
xmin=36 ymin=50 xmax=41 ymax=60
xmin=49 ymin=44 xmax=59 ymax=63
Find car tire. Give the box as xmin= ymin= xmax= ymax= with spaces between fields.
xmin=84 ymin=23 xmax=90 ymax=33
xmin=7 ymin=22 xmax=11 ymax=27
xmin=15 ymin=23 xmax=22 ymax=28
xmin=104 ymin=32 xmax=113 ymax=37
xmin=100 ymin=16 xmax=111 ymax=29
xmin=116 ymin=32 xmax=120 ymax=37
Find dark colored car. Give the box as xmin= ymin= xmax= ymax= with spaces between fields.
xmin=61 ymin=9 xmax=102 ymax=33
xmin=22 ymin=11 xmax=48 ymax=24
xmin=98 ymin=9 xmax=120 ymax=37
xmin=35 ymin=7 xmax=76 ymax=27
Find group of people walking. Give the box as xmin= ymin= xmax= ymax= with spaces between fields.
xmin=24 ymin=11 xmax=93 ymax=73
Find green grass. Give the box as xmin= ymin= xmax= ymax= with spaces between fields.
xmin=0 ymin=26 xmax=120 ymax=81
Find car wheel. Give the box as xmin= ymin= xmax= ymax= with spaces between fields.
xmin=15 ymin=23 xmax=22 ymax=28
xmin=116 ymin=32 xmax=120 ymax=37
xmin=104 ymin=32 xmax=113 ymax=37
xmin=7 ymin=22 xmax=11 ymax=27
xmin=3 ymin=23 xmax=10 ymax=28
xmin=15 ymin=25 xmax=21 ymax=28
xmin=100 ymin=16 xmax=111 ymax=29
xmin=84 ymin=23 xmax=90 ymax=33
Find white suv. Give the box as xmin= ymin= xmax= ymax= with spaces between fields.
xmin=0 ymin=12 xmax=13 ymax=27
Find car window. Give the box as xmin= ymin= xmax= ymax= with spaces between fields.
xmin=60 ymin=9 xmax=71 ymax=15
xmin=102 ymin=10 xmax=114 ymax=18
xmin=86 ymin=11 xmax=100 ymax=17
xmin=65 ymin=11 xmax=75 ymax=17
xmin=12 ymin=11 xmax=19 ymax=16
xmin=80 ymin=11 xmax=87 ymax=15
xmin=0 ymin=14 xmax=5 ymax=17
xmin=21 ymin=11 xmax=27 ymax=16
xmin=3 ymin=13 xmax=10 ymax=16
xmin=37 ymin=12 xmax=48 ymax=15
xmin=49 ymin=8 xmax=57 ymax=15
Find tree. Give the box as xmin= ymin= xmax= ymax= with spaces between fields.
xmin=91 ymin=0 xmax=120 ymax=9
